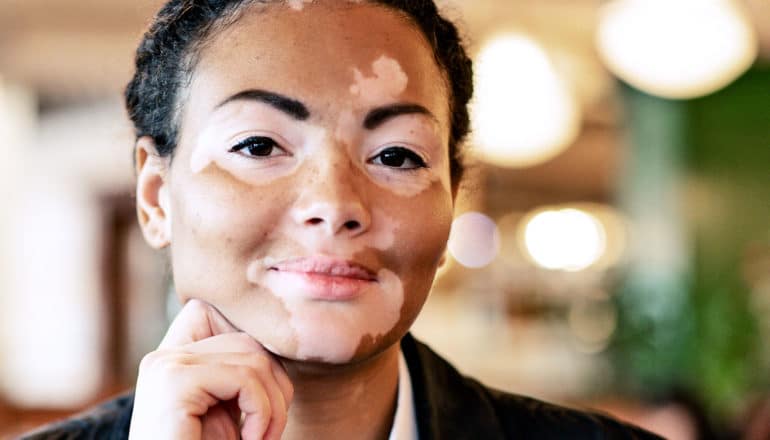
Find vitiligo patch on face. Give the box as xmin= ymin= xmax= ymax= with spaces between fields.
xmin=339 ymin=55 xmax=446 ymax=197
xmin=286 ymin=0 xmax=313 ymax=11
xmin=349 ymin=55 xmax=409 ymax=104
xmin=292 ymin=268 xmax=403 ymax=362
xmin=243 ymin=209 xmax=402 ymax=363
xmin=190 ymin=143 xmax=215 ymax=175
xmin=334 ymin=56 xmax=408 ymax=148
xmin=188 ymin=103 xmax=325 ymax=186
xmin=372 ymin=171 xmax=442 ymax=198
xmin=190 ymin=138 xmax=296 ymax=186
xmin=190 ymin=139 xmax=296 ymax=186
xmin=249 ymin=265 xmax=404 ymax=363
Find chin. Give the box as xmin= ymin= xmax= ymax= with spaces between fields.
xmin=295 ymin=323 xmax=397 ymax=364
xmin=251 ymin=318 xmax=406 ymax=366
xmin=240 ymin=271 xmax=410 ymax=363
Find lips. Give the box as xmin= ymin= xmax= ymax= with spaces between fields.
xmin=263 ymin=256 xmax=380 ymax=301
xmin=270 ymin=256 xmax=378 ymax=281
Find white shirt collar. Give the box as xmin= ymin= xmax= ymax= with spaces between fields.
xmin=387 ymin=350 xmax=419 ymax=440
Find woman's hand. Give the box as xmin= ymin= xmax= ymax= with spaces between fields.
xmin=129 ymin=299 xmax=293 ymax=440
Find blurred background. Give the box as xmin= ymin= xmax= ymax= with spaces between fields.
xmin=0 ymin=0 xmax=768 ymax=438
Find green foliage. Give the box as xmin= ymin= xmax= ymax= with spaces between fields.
xmin=610 ymin=66 xmax=770 ymax=423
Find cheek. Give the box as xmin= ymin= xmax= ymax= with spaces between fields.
xmin=168 ymin=167 xmax=304 ymax=351
xmin=374 ymin=182 xmax=453 ymax=319
xmin=402 ymin=190 xmax=452 ymax=286
xmin=349 ymin=195 xmax=451 ymax=360
xmin=165 ymin=160 xmax=452 ymax=362
xmin=385 ymin=182 xmax=453 ymax=269
xmin=168 ymin=165 xmax=288 ymax=300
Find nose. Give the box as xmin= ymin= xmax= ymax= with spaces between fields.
xmin=290 ymin=157 xmax=371 ymax=238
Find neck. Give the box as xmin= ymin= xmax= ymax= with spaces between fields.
xmin=281 ymin=344 xmax=401 ymax=440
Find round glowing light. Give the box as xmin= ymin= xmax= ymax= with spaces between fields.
xmin=448 ymin=212 xmax=500 ymax=269
xmin=597 ymin=0 xmax=758 ymax=99
xmin=472 ymin=35 xmax=581 ymax=168
xmin=522 ymin=209 xmax=607 ymax=272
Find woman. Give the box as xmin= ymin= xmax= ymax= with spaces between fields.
xmin=25 ymin=0 xmax=659 ymax=438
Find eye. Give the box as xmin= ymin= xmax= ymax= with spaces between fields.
xmin=229 ymin=136 xmax=287 ymax=158
xmin=370 ymin=146 xmax=427 ymax=170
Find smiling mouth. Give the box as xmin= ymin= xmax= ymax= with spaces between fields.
xmin=269 ymin=256 xmax=378 ymax=282
xmin=265 ymin=256 xmax=378 ymax=301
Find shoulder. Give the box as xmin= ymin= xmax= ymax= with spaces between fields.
xmin=400 ymin=334 xmax=663 ymax=439
xmin=19 ymin=393 xmax=134 ymax=440
xmin=482 ymin=388 xmax=662 ymax=439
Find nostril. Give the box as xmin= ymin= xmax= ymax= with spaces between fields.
xmin=343 ymin=220 xmax=361 ymax=230
xmin=302 ymin=217 xmax=363 ymax=232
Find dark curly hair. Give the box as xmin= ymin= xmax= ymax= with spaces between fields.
xmin=125 ymin=0 xmax=473 ymax=185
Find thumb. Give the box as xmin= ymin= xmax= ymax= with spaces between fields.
xmin=159 ymin=299 xmax=239 ymax=349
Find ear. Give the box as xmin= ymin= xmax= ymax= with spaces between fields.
xmin=135 ymin=136 xmax=172 ymax=249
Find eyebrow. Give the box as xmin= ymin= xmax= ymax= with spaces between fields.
xmin=216 ymin=89 xmax=436 ymax=129
xmin=216 ymin=89 xmax=310 ymax=120
xmin=363 ymin=103 xmax=437 ymax=130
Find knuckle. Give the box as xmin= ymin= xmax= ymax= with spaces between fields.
xmin=141 ymin=351 xmax=190 ymax=377
xmin=157 ymin=357 xmax=185 ymax=378
xmin=136 ymin=351 xmax=191 ymax=395
xmin=138 ymin=350 xmax=163 ymax=372
xmin=235 ymin=364 xmax=259 ymax=383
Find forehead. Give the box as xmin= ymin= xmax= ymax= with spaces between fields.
xmin=188 ymin=1 xmax=449 ymax=123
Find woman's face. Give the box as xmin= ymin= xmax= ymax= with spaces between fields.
xmin=147 ymin=1 xmax=453 ymax=364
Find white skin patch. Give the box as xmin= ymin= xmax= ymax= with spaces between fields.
xmin=188 ymin=109 xmax=444 ymax=199
xmin=187 ymin=55 xmax=447 ymax=362
xmin=335 ymin=55 xmax=408 ymax=147
xmin=292 ymin=269 xmax=403 ymax=362
xmin=189 ymin=102 xmax=312 ymax=184
xmin=190 ymin=59 xmax=449 ymax=197
xmin=189 ymin=57 xmax=448 ymax=197
xmin=244 ymin=207 xmax=399 ymax=363
xmin=341 ymin=55 xmax=446 ymax=197
xmin=362 ymin=113 xmax=448 ymax=198
xmin=350 ymin=56 xmax=409 ymax=104
xmin=190 ymin=102 xmax=290 ymax=180
xmin=249 ymin=267 xmax=404 ymax=362
xmin=286 ymin=0 xmax=314 ymax=11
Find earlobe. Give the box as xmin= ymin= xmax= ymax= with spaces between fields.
xmin=135 ymin=136 xmax=172 ymax=249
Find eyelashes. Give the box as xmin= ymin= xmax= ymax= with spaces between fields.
xmin=229 ymin=136 xmax=288 ymax=158
xmin=228 ymin=136 xmax=428 ymax=171
xmin=369 ymin=146 xmax=427 ymax=170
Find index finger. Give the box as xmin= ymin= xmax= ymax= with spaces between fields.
xmin=159 ymin=299 xmax=240 ymax=349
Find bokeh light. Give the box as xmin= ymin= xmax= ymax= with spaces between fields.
xmin=597 ymin=0 xmax=758 ymax=99
xmin=521 ymin=208 xmax=607 ymax=272
xmin=448 ymin=212 xmax=501 ymax=269
xmin=472 ymin=34 xmax=581 ymax=168
xmin=568 ymin=299 xmax=618 ymax=353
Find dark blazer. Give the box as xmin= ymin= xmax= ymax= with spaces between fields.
xmin=21 ymin=334 xmax=662 ymax=439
